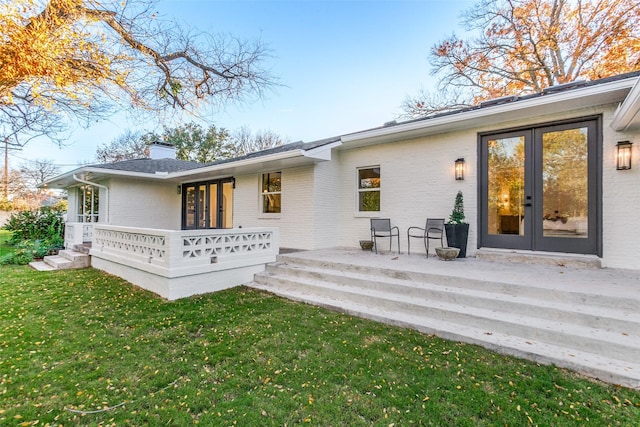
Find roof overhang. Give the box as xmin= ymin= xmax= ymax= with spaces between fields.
xmin=610 ymin=77 xmax=640 ymax=131
xmin=42 ymin=142 xmax=342 ymax=189
xmin=341 ymin=76 xmax=639 ymax=148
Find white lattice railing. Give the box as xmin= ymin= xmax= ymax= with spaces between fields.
xmin=82 ymin=224 xmax=93 ymax=242
xmin=90 ymin=225 xmax=279 ymax=276
xmin=65 ymin=222 xmax=94 ymax=248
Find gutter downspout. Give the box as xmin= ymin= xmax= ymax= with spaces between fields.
xmin=73 ymin=174 xmax=109 ymax=223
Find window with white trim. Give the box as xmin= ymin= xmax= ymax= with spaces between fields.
xmin=77 ymin=185 xmax=99 ymax=222
xmin=357 ymin=167 xmax=380 ymax=212
xmin=261 ymin=172 xmax=281 ymax=214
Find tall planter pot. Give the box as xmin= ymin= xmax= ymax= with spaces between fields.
xmin=444 ymin=223 xmax=469 ymax=258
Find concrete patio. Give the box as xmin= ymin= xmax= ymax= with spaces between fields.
xmin=249 ymin=248 xmax=640 ymax=390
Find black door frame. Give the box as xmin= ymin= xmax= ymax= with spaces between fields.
xmin=478 ymin=116 xmax=602 ymax=256
xmin=181 ymin=177 xmax=234 ymax=230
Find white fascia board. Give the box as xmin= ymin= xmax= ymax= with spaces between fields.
xmin=43 ymin=150 xmax=314 ymax=189
xmin=170 ymin=149 xmax=308 ymax=180
xmin=611 ymin=78 xmax=640 ymax=131
xmin=303 ymin=141 xmax=342 ymax=160
xmin=342 ymin=77 xmax=637 ymax=147
xmin=41 ymin=166 xmax=119 ymax=188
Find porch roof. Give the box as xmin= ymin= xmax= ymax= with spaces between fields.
xmin=43 ymin=137 xmax=342 ymax=189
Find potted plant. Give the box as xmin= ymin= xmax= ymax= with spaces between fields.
xmin=444 ymin=191 xmax=469 ymax=258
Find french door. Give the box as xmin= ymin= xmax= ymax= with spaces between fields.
xmin=480 ymin=118 xmax=600 ymax=255
xmin=182 ymin=178 xmax=234 ymax=230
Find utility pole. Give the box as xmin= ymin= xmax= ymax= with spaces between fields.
xmin=3 ymin=137 xmax=7 ymax=201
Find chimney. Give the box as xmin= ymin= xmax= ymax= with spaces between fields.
xmin=148 ymin=141 xmax=176 ymax=159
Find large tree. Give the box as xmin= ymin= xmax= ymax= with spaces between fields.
xmin=402 ymin=0 xmax=640 ymax=118
xmin=95 ymin=124 xmax=288 ymax=163
xmin=19 ymin=158 xmax=60 ymax=189
xmin=144 ymin=123 xmax=233 ymax=164
xmin=95 ymin=130 xmax=147 ymax=163
xmin=0 ymin=0 xmax=274 ymax=146
xmin=229 ymin=126 xmax=287 ymax=157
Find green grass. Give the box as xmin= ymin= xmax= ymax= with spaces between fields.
xmin=0 ymin=230 xmax=13 ymax=258
xmin=1 ymin=266 xmax=638 ymax=426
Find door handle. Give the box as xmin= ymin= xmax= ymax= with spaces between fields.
xmin=523 ymin=202 xmax=532 ymax=207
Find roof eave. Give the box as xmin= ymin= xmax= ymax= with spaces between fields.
xmin=44 ymin=148 xmax=330 ymax=189
xmin=341 ymin=76 xmax=638 ymax=148
xmin=611 ymin=78 xmax=640 ymax=131
xmin=41 ymin=166 xmax=173 ymax=189
xmin=173 ymin=145 xmax=342 ymax=182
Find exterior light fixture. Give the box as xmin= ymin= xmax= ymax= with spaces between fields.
xmin=455 ymin=158 xmax=465 ymax=180
xmin=616 ymin=141 xmax=632 ymax=170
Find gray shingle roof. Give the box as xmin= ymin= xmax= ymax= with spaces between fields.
xmin=201 ymin=137 xmax=341 ymax=168
xmin=85 ymin=137 xmax=341 ymax=174
xmin=91 ymin=158 xmax=203 ymax=174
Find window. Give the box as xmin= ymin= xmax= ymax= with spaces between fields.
xmin=77 ymin=185 xmax=99 ymax=222
xmin=262 ymin=172 xmax=281 ymax=214
xmin=358 ymin=167 xmax=380 ymax=212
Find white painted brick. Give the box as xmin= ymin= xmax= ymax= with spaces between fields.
xmin=107 ymin=179 xmax=180 ymax=229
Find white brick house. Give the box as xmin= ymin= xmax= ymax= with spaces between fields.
xmin=44 ymin=72 xmax=640 ymax=298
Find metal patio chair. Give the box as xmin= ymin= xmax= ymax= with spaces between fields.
xmin=407 ymin=218 xmax=445 ymax=256
xmin=370 ymin=218 xmax=400 ymax=254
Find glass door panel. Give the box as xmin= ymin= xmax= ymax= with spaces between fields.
xmin=481 ymin=130 xmax=532 ymax=250
xmin=184 ymin=185 xmax=196 ymax=229
xmin=533 ymin=120 xmax=598 ymax=254
xmin=541 ymin=127 xmax=588 ymax=238
xmin=487 ymin=136 xmax=526 ymax=236
xmin=197 ymin=184 xmax=207 ymax=229
xmin=221 ymin=181 xmax=234 ymax=229
xmin=209 ymin=183 xmax=218 ymax=229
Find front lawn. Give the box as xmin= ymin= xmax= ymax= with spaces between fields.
xmin=1 ymin=266 xmax=638 ymax=426
xmin=0 ymin=230 xmax=13 ymax=258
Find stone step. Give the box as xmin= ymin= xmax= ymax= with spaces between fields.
xmin=476 ymin=248 xmax=602 ymax=269
xmin=250 ymin=252 xmax=640 ymax=389
xmin=29 ymin=261 xmax=57 ymax=271
xmin=43 ymin=250 xmax=90 ymax=270
xmin=72 ymin=243 xmax=92 ymax=255
xmin=254 ymin=270 xmax=640 ymax=363
xmin=261 ymin=263 xmax=640 ymax=336
xmin=274 ymin=254 xmax=635 ymax=311
xmin=249 ymin=280 xmax=640 ymax=390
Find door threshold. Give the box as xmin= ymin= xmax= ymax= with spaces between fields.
xmin=477 ymin=248 xmax=601 ymax=269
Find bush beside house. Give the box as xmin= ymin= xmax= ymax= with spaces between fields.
xmin=1 ymin=205 xmax=65 ymax=265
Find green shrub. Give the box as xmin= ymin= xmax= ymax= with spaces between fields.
xmin=4 ymin=206 xmax=65 ymax=244
xmin=0 ymin=246 xmax=34 ymax=265
xmin=1 ymin=206 xmax=66 ymax=264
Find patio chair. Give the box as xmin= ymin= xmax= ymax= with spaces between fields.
xmin=370 ymin=218 xmax=400 ymax=254
xmin=407 ymin=218 xmax=445 ymax=256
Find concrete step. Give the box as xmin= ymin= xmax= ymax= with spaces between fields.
xmin=249 ymin=253 xmax=640 ymax=389
xmin=43 ymin=250 xmax=90 ymax=270
xmin=29 ymin=261 xmax=57 ymax=271
xmin=274 ymin=254 xmax=636 ymax=311
xmin=476 ymin=248 xmax=602 ymax=268
xmin=254 ymin=270 xmax=640 ymax=363
xmin=72 ymin=243 xmax=92 ymax=255
xmin=263 ymin=262 xmax=640 ymax=335
xmin=249 ymin=281 xmax=640 ymax=390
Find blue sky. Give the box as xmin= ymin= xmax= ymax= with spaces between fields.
xmin=15 ymin=0 xmax=474 ymax=172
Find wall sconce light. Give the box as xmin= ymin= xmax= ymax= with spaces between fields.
xmin=177 ymin=185 xmax=182 ymax=195
xmin=616 ymin=141 xmax=632 ymax=170
xmin=455 ymin=158 xmax=465 ymax=180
